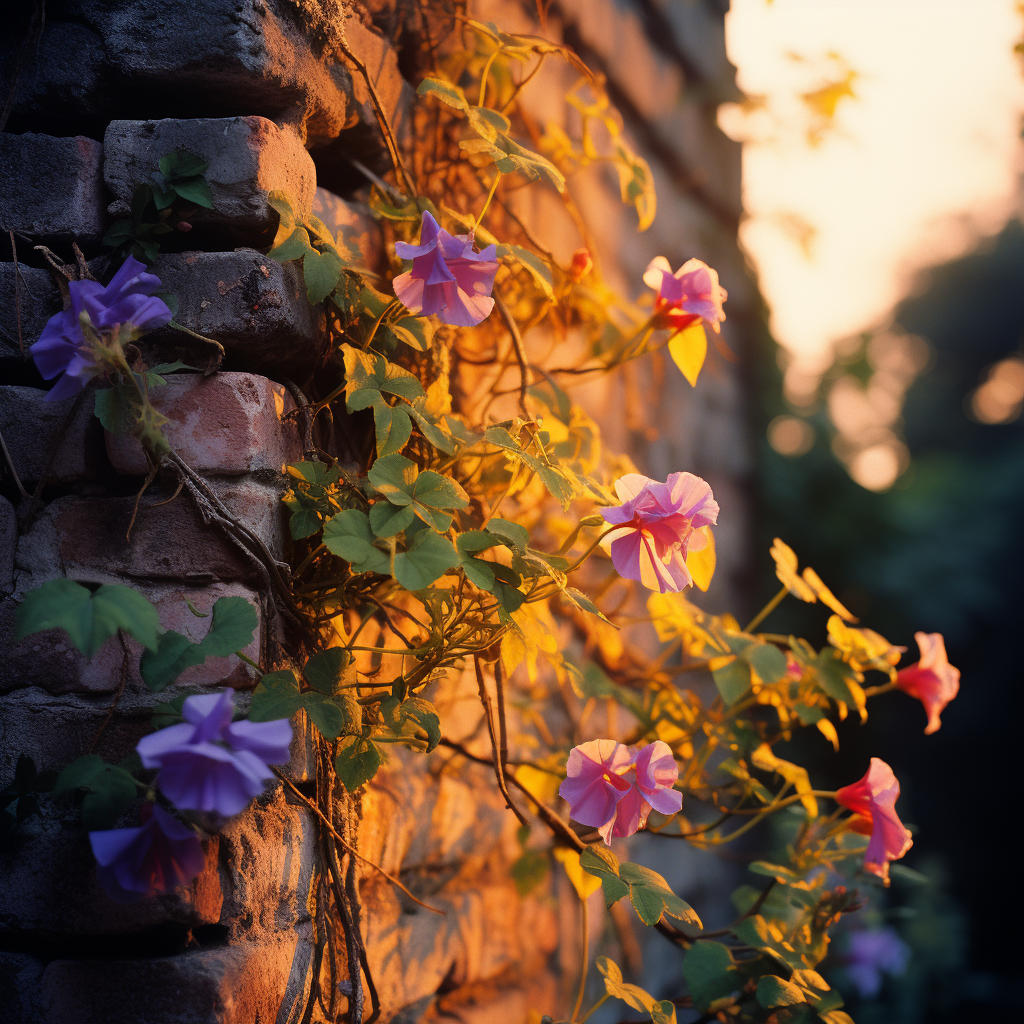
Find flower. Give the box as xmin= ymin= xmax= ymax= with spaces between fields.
xmin=895 ymin=632 xmax=960 ymax=735
xmin=643 ymin=256 xmax=727 ymax=333
xmin=836 ymin=758 xmax=913 ymax=883
xmin=559 ymin=739 xmax=682 ymax=845
xmin=136 ymin=690 xmax=292 ymax=818
xmin=844 ymin=926 xmax=911 ymax=998
xmin=393 ymin=211 xmax=499 ymax=327
xmin=568 ymin=247 xmax=593 ymax=283
xmin=601 ymin=473 xmax=719 ymax=593
xmin=29 ymin=255 xmax=173 ymax=401
xmin=89 ymin=803 xmax=205 ymax=903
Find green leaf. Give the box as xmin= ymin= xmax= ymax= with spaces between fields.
xmin=159 ymin=150 xmax=208 ymax=179
xmin=417 ymin=76 xmax=469 ymax=112
xmin=408 ymin=403 xmax=457 ymax=455
xmin=139 ymin=631 xmax=199 ymax=692
xmin=580 ymin=846 xmax=630 ymax=906
xmin=323 ymin=510 xmax=391 ymax=574
xmin=500 ymin=244 xmax=554 ymax=298
xmin=268 ymin=225 xmax=314 ymax=263
xmin=302 ymin=247 xmax=345 ymax=304
xmin=619 ymin=862 xmax=701 ymax=928
xmin=249 ymin=670 xmax=303 ymax=721
xmin=756 ymin=975 xmax=806 ymax=1010
xmin=389 ymin=315 xmax=433 ymax=352
xmin=613 ymin=143 xmax=656 ymax=231
xmin=171 ymin=176 xmax=214 ymax=209
xmin=511 ymin=849 xmax=550 ymax=896
xmin=681 ymin=941 xmax=740 ymax=1013
xmin=812 ymin=649 xmax=862 ymax=706
xmin=369 ymin=500 xmax=415 ymax=538
xmin=367 ymin=453 xmax=419 ymax=505
xmin=16 ymin=580 xmax=161 ymax=659
xmin=303 ymin=692 xmax=355 ymax=740
xmin=289 ymin=508 xmax=324 ymax=540
xmin=335 ymin=735 xmax=382 ymax=792
xmin=94 ymin=387 xmax=133 ymax=435
xmin=537 ymin=465 xmax=574 ymax=509
xmin=596 ymin=956 xmax=659 ymax=1014
xmin=484 ymin=518 xmax=530 ymax=552
xmin=712 ymin=658 xmax=751 ymax=706
xmin=55 ymin=755 xmax=137 ymax=830
xmin=394 ymin=530 xmax=459 ymax=590
xmin=372 ymin=397 xmax=413 ymax=456
xmin=742 ymin=642 xmax=789 ymax=684
xmin=304 ymin=648 xmax=353 ymax=695
xmin=368 ymin=454 xmax=467 ymax=531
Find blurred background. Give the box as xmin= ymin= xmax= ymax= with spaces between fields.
xmin=724 ymin=0 xmax=1024 ymax=1018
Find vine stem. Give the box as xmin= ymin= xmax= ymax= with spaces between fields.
xmin=473 ymin=170 xmax=502 ymax=232
xmin=743 ymin=585 xmax=788 ymax=634
xmin=494 ymin=293 xmax=532 ymax=416
xmin=270 ymin=766 xmax=445 ymax=915
xmin=572 ymin=895 xmax=589 ymax=1022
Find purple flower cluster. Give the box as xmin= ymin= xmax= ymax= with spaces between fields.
xmin=137 ymin=691 xmax=292 ymax=817
xmin=30 ymin=255 xmax=172 ymax=401
xmin=393 ymin=211 xmax=499 ymax=327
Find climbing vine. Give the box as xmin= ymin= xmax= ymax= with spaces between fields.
xmin=8 ymin=8 xmax=961 ymax=1024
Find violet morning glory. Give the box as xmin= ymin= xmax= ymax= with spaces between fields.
xmin=602 ymin=472 xmax=719 ymax=593
xmin=89 ymin=802 xmax=205 ymax=903
xmin=393 ymin=211 xmax=499 ymax=327
xmin=136 ymin=690 xmax=292 ymax=818
xmin=643 ymin=256 xmax=727 ymax=334
xmin=29 ymin=255 xmax=173 ymax=401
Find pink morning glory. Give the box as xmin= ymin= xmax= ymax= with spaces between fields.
xmin=392 ymin=211 xmax=499 ymax=327
xmin=895 ymin=632 xmax=960 ymax=735
xmin=601 ymin=472 xmax=719 ymax=593
xmin=29 ymin=255 xmax=173 ymax=401
xmin=559 ymin=739 xmax=682 ymax=845
xmin=136 ymin=690 xmax=292 ymax=818
xmin=643 ymin=256 xmax=727 ymax=334
xmin=89 ymin=802 xmax=205 ymax=903
xmin=836 ymin=758 xmax=913 ymax=884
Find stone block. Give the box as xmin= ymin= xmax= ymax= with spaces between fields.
xmin=1 ymin=497 xmax=15 ymax=593
xmin=313 ymin=186 xmax=386 ymax=274
xmin=0 ymin=952 xmax=45 ymax=1024
xmin=0 ymin=581 xmax=263 ymax=696
xmin=0 ymin=262 xmax=61 ymax=371
xmin=147 ymin=250 xmax=328 ymax=377
xmin=39 ymin=938 xmax=307 ymax=1024
xmin=0 ymin=808 xmax=223 ymax=939
xmin=0 ymin=386 xmax=110 ymax=486
xmin=106 ymin=372 xmax=301 ymax=479
xmin=0 ymin=133 xmax=108 ymax=249
xmin=104 ymin=117 xmax=316 ymax=246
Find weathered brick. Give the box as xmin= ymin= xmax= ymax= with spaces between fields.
xmin=0 ymin=133 xmax=108 ymax=250
xmin=0 ymin=807 xmax=223 ymax=939
xmin=1 ymin=497 xmax=14 ymax=593
xmin=39 ymin=938 xmax=307 ymax=1024
xmin=0 ymin=581 xmax=263 ymax=696
xmin=106 ymin=372 xmax=301 ymax=479
xmin=0 ymin=952 xmax=45 ymax=1024
xmin=0 ymin=262 xmax=61 ymax=370
xmin=146 ymin=250 xmax=328 ymax=377
xmin=0 ymin=386 xmax=109 ymax=486
xmin=313 ymin=186 xmax=386 ymax=274
xmin=104 ymin=117 xmax=316 ymax=246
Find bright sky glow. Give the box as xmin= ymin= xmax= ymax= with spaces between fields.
xmin=722 ymin=0 xmax=1024 ymax=368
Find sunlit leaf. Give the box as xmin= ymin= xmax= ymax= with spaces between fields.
xmin=668 ymin=323 xmax=707 ymax=386
xmin=685 ymin=527 xmax=716 ymax=591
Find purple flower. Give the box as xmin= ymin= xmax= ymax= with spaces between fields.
xmin=89 ymin=803 xmax=205 ymax=903
xmin=845 ymin=926 xmax=911 ymax=998
xmin=559 ymin=739 xmax=683 ymax=845
xmin=136 ymin=690 xmax=292 ymax=818
xmin=29 ymin=255 xmax=173 ymax=401
xmin=393 ymin=211 xmax=499 ymax=327
xmin=602 ymin=473 xmax=719 ymax=593
xmin=643 ymin=257 xmax=727 ymax=333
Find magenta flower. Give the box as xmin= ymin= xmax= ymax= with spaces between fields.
xmin=844 ymin=926 xmax=911 ymax=998
xmin=836 ymin=758 xmax=913 ymax=883
xmin=895 ymin=632 xmax=960 ymax=735
xmin=136 ymin=690 xmax=292 ymax=818
xmin=89 ymin=803 xmax=205 ymax=903
xmin=601 ymin=472 xmax=719 ymax=593
xmin=392 ymin=211 xmax=499 ymax=327
xmin=559 ymin=739 xmax=682 ymax=845
xmin=643 ymin=256 xmax=727 ymax=334
xmin=29 ymin=255 xmax=173 ymax=401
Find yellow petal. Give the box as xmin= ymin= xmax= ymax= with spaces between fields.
xmin=816 ymin=718 xmax=840 ymax=751
xmin=553 ymin=847 xmax=602 ymax=900
xmin=686 ymin=527 xmax=716 ymax=592
xmin=668 ymin=322 xmax=707 ymax=386
xmin=802 ymin=566 xmax=857 ymax=622
xmin=770 ymin=538 xmax=817 ymax=602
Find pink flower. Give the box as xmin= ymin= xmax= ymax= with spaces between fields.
xmin=836 ymin=758 xmax=913 ymax=884
xmin=89 ymin=803 xmax=205 ymax=903
xmin=601 ymin=473 xmax=719 ymax=593
xmin=643 ymin=257 xmax=727 ymax=334
xmin=393 ymin=211 xmax=499 ymax=327
xmin=895 ymin=632 xmax=960 ymax=735
xmin=559 ymin=739 xmax=682 ymax=845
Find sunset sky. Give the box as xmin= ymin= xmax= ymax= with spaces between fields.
xmin=722 ymin=0 xmax=1024 ymax=377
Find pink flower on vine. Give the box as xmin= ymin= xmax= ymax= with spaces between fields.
xmin=559 ymin=739 xmax=682 ymax=845
xmin=393 ymin=211 xmax=499 ymax=327
xmin=894 ymin=632 xmax=959 ymax=735
xmin=136 ymin=690 xmax=292 ymax=818
xmin=836 ymin=758 xmax=913 ymax=883
xmin=601 ymin=473 xmax=719 ymax=593
xmin=643 ymin=256 xmax=727 ymax=333
xmin=89 ymin=803 xmax=205 ymax=903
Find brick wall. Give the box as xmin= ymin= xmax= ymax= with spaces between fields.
xmin=0 ymin=2 xmax=754 ymax=1021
